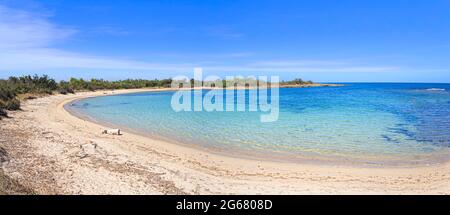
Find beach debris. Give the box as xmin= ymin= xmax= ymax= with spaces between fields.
xmin=76 ymin=153 xmax=89 ymax=159
xmin=0 ymin=147 xmax=9 ymax=163
xmin=102 ymin=129 xmax=122 ymax=135
xmin=25 ymin=96 xmax=37 ymax=100
xmin=75 ymin=142 xmax=98 ymax=159
xmin=193 ymin=184 xmax=201 ymax=195
xmin=80 ymin=142 xmax=97 ymax=151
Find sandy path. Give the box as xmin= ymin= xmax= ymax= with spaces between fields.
xmin=0 ymin=89 xmax=449 ymax=194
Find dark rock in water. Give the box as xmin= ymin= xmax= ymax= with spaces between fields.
xmin=381 ymin=135 xmax=400 ymax=144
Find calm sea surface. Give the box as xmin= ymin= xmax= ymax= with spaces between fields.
xmin=67 ymin=83 xmax=450 ymax=166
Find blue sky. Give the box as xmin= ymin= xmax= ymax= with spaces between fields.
xmin=0 ymin=0 xmax=450 ymax=82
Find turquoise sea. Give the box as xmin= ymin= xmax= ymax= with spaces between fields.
xmin=67 ymin=83 xmax=450 ymax=166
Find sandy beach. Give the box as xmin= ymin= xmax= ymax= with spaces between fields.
xmin=1 ymin=88 xmax=449 ymax=194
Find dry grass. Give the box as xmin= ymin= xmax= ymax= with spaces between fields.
xmin=0 ymin=146 xmax=34 ymax=195
xmin=0 ymin=170 xmax=35 ymax=195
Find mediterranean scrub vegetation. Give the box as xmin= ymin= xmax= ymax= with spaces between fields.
xmin=0 ymin=75 xmax=58 ymax=116
xmin=280 ymin=78 xmax=314 ymax=85
xmin=0 ymin=75 xmax=173 ymax=119
xmin=0 ymin=74 xmax=314 ymax=119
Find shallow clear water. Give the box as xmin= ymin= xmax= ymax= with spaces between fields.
xmin=67 ymin=83 xmax=450 ymax=165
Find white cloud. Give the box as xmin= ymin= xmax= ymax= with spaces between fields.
xmin=224 ymin=60 xmax=398 ymax=73
xmin=0 ymin=5 xmax=188 ymax=72
xmin=203 ymin=66 xmax=398 ymax=73
xmin=0 ymin=4 xmax=400 ymax=76
xmin=249 ymin=60 xmax=346 ymax=67
xmin=0 ymin=5 xmax=76 ymax=49
xmin=0 ymin=48 xmax=196 ymax=71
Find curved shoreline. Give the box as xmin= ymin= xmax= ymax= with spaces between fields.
xmin=1 ymin=88 xmax=449 ymax=194
xmin=65 ymin=88 xmax=450 ymax=168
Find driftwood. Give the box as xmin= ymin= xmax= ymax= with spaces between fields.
xmin=102 ymin=129 xmax=121 ymax=135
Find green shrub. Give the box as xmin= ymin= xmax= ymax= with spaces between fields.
xmin=0 ymin=85 xmax=16 ymax=101
xmin=2 ymin=75 xmax=57 ymax=95
xmin=0 ymin=98 xmax=20 ymax=111
xmin=58 ymin=88 xmax=74 ymax=95
xmin=280 ymin=78 xmax=315 ymax=86
xmin=0 ymin=108 xmax=6 ymax=118
xmin=58 ymin=89 xmax=68 ymax=95
xmin=58 ymin=81 xmax=75 ymax=94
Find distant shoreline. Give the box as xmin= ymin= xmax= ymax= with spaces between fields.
xmin=278 ymin=83 xmax=344 ymax=88
xmin=61 ymin=83 xmax=345 ymax=97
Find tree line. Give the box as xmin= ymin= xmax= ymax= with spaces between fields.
xmin=0 ymin=75 xmax=172 ymax=118
xmin=0 ymin=74 xmax=314 ymax=119
xmin=280 ymin=78 xmax=314 ymax=85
